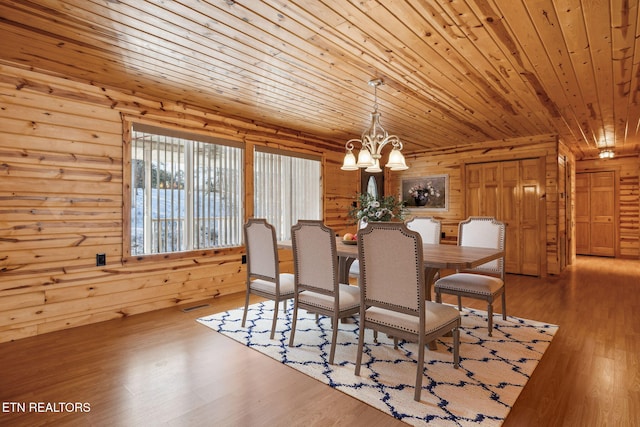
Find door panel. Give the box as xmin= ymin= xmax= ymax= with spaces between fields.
xmin=483 ymin=163 xmax=501 ymax=217
xmin=575 ymin=173 xmax=590 ymax=254
xmin=501 ymin=161 xmax=519 ymax=273
xmin=465 ymin=164 xmax=482 ymax=216
xmin=521 ymin=183 xmax=540 ymax=275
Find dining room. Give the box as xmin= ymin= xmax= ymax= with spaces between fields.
xmin=0 ymin=1 xmax=639 ymax=426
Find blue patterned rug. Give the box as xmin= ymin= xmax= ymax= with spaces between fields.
xmin=197 ymin=301 xmax=557 ymax=426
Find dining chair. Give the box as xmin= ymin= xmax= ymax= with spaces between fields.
xmin=354 ymin=222 xmax=461 ymax=402
xmin=289 ymin=220 xmax=360 ymax=364
xmin=405 ymin=216 xmax=441 ymax=244
xmin=434 ymin=216 xmax=506 ymax=336
xmin=406 ymin=216 xmax=442 ymax=296
xmin=242 ymin=218 xmax=296 ymax=339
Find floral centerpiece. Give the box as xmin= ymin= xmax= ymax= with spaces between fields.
xmin=349 ymin=192 xmax=408 ymax=223
xmin=408 ymin=181 xmax=440 ymax=206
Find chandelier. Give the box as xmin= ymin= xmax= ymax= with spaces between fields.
xmin=598 ymin=148 xmax=615 ymax=159
xmin=341 ymin=79 xmax=408 ymax=172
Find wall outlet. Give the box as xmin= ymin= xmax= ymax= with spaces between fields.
xmin=241 ymin=254 xmax=247 ymax=264
xmin=96 ymin=253 xmax=106 ymax=266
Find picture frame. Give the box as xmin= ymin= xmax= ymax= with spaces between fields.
xmin=401 ymin=174 xmax=449 ymax=211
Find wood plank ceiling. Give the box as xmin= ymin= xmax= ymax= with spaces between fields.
xmin=1 ymin=0 xmax=639 ymax=159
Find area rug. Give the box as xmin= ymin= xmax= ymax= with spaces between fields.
xmin=197 ymin=301 xmax=557 ymax=426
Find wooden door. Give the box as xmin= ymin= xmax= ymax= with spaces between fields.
xmin=576 ymin=172 xmax=616 ymax=256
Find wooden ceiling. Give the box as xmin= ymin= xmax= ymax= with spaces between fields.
xmin=1 ymin=0 xmax=639 ymax=159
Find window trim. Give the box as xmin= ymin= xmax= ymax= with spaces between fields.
xmin=122 ymin=116 xmax=245 ymax=263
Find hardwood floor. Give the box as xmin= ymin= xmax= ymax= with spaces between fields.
xmin=1 ymin=257 xmax=638 ymax=426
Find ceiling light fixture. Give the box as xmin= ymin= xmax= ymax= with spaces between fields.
xmin=341 ymin=78 xmax=408 ymax=172
xmin=599 ymin=148 xmax=615 ymax=159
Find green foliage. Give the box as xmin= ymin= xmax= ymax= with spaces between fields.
xmin=349 ymin=192 xmax=408 ymax=223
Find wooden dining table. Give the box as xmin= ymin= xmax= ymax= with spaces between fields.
xmin=279 ymin=237 xmax=505 ymax=301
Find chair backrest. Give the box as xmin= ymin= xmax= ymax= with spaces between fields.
xmin=458 ymin=216 xmax=505 ymax=276
xmin=244 ymin=218 xmax=279 ymax=281
xmin=358 ymin=222 xmax=424 ymax=315
xmin=405 ymin=216 xmax=441 ymax=244
xmin=291 ymin=220 xmax=338 ymax=295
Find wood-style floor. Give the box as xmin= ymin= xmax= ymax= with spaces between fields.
xmin=1 ymin=256 xmax=638 ymax=427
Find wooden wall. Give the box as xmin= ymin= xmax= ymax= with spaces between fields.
xmin=0 ymin=63 xmax=351 ymax=343
xmin=2 ymin=61 xmax=638 ymax=343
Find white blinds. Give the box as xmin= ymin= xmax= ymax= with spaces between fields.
xmin=254 ymin=149 xmax=322 ymax=240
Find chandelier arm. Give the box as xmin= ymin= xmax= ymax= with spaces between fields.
xmin=359 ymin=135 xmax=376 ymax=155
xmin=387 ymin=136 xmax=403 ymax=150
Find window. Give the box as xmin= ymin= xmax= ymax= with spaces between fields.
xmin=130 ymin=123 xmax=243 ymax=255
xmin=254 ymin=148 xmax=322 ymax=240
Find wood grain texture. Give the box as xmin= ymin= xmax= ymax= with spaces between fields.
xmin=0 ymin=1 xmax=639 ymax=159
xmin=0 ymin=257 xmax=638 ymax=426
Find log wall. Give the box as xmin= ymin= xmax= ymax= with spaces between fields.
xmin=2 ymin=62 xmax=638 ymax=343
xmin=0 ymin=64 xmax=352 ymax=342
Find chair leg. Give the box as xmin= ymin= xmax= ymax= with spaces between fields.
xmin=354 ymin=318 xmax=366 ymax=376
xmin=457 ymin=295 xmax=462 ymax=311
xmin=329 ymin=316 xmax=339 ymax=364
xmin=452 ymin=326 xmax=460 ymax=368
xmin=373 ymin=330 xmax=378 ymax=343
xmin=487 ymin=302 xmax=493 ymax=337
xmin=288 ymin=302 xmax=299 ymax=347
xmin=501 ymin=290 xmax=507 ymax=320
xmin=393 ymin=337 xmax=399 ymax=350
xmin=435 ymin=290 xmax=442 ymax=304
xmin=241 ymin=290 xmax=251 ymax=327
xmin=414 ymin=337 xmax=425 ymax=402
xmin=270 ymin=300 xmax=279 ymax=340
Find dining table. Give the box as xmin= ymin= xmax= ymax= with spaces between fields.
xmin=279 ymin=236 xmax=504 ymax=350
xmin=278 ymin=236 xmax=505 ymax=301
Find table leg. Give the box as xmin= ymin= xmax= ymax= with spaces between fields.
xmin=339 ymin=256 xmax=357 ymax=323
xmin=424 ymin=267 xmax=440 ymax=301
xmin=339 ymin=256 xmax=356 ymax=284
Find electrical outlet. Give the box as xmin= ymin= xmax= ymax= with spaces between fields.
xmin=96 ymin=253 xmax=106 ymax=266
xmin=241 ymin=254 xmax=247 ymax=264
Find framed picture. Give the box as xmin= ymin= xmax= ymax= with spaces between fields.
xmin=401 ymin=174 xmax=449 ymax=210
